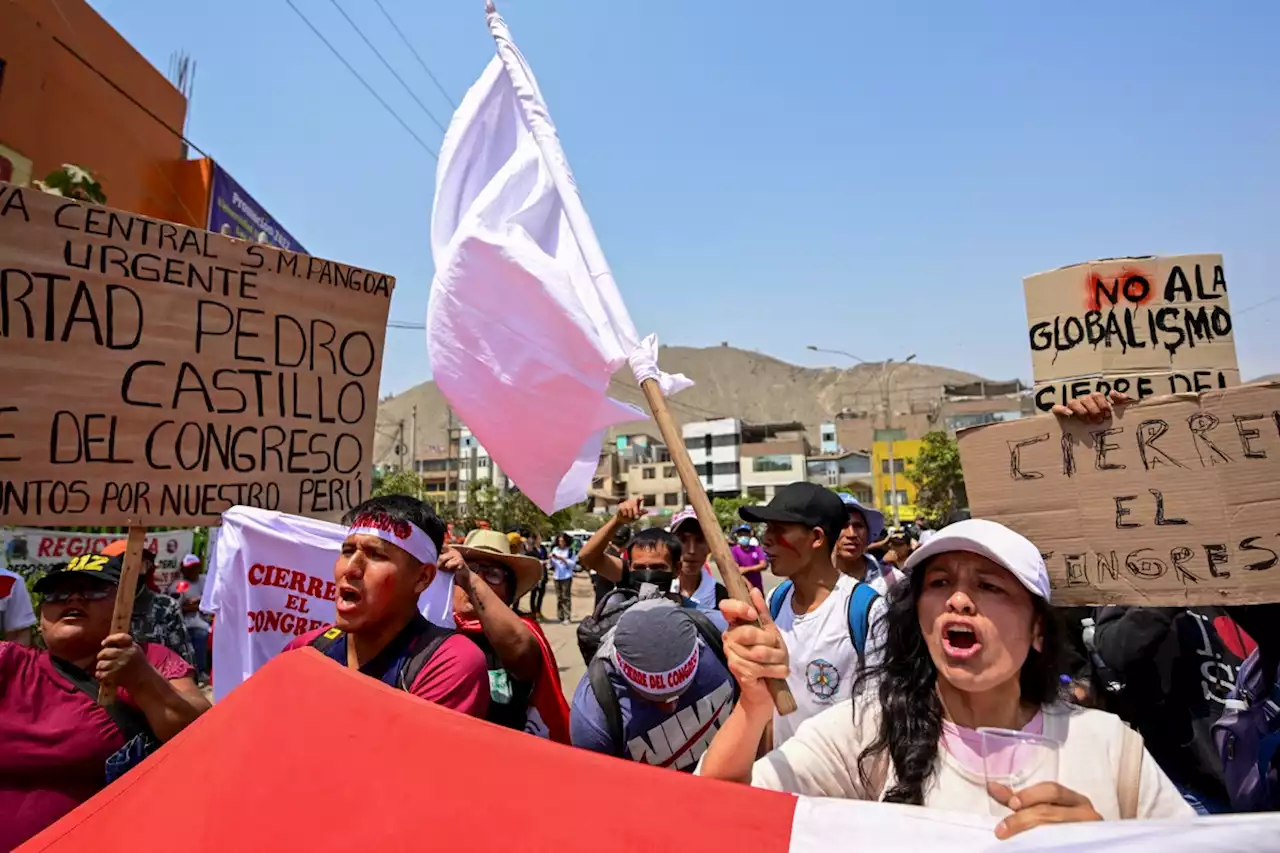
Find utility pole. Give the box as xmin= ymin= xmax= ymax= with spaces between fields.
xmin=397 ymin=420 xmax=406 ymax=471
xmin=806 ymin=346 xmax=915 ymax=529
xmin=410 ymin=406 xmax=418 ymax=496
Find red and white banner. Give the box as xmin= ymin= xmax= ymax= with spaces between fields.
xmin=1 ymin=526 xmax=194 ymax=592
xmin=21 ymin=650 xmax=1280 ymax=852
xmin=204 ymin=506 xmax=453 ymax=702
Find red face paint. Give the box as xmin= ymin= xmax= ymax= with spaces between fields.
xmin=775 ymin=535 xmax=801 ymax=557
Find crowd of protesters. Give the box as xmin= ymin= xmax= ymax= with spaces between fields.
xmin=3 ymin=391 xmax=1279 ymax=849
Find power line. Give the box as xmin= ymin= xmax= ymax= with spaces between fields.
xmin=325 ymin=0 xmax=450 ymax=134
xmin=283 ymin=0 xmax=439 ymax=160
xmin=1238 ymin=294 xmax=1280 ymax=316
xmin=36 ymin=1 xmax=203 ymax=226
xmin=48 ymin=36 xmax=211 ymax=162
xmin=371 ymin=0 xmax=458 ymax=109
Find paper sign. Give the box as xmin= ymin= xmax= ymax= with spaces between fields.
xmin=0 ymin=183 xmax=392 ymax=525
xmin=958 ymin=383 xmax=1280 ymax=606
xmin=1024 ymin=254 xmax=1239 ymax=411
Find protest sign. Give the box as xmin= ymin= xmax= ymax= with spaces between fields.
xmin=205 ymin=506 xmax=453 ymax=702
xmin=0 ymin=526 xmax=194 ymax=590
xmin=1025 ymin=254 xmax=1239 ymax=413
xmin=0 ymin=183 xmax=391 ymax=526
xmin=959 ymin=382 xmax=1280 ymax=606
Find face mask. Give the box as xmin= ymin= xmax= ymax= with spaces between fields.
xmin=628 ymin=568 xmax=675 ymax=590
xmin=737 ymin=536 xmax=750 ymax=547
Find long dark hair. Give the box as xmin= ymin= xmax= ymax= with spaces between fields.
xmin=554 ymin=533 xmax=572 ymax=549
xmin=854 ymin=563 xmax=1066 ymax=804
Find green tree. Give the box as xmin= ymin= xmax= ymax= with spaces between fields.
xmin=906 ymin=430 xmax=968 ymax=525
xmin=372 ymin=468 xmax=427 ymax=500
xmin=712 ymin=495 xmax=756 ymax=534
xmin=35 ymin=164 xmax=106 ymax=204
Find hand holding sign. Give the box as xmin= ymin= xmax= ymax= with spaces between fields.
xmin=95 ymin=633 xmax=148 ymax=695
xmin=1050 ymin=391 xmax=1132 ymax=423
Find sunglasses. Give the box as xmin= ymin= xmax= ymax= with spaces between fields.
xmin=44 ymin=585 xmax=114 ymax=603
xmin=473 ymin=563 xmax=511 ymax=588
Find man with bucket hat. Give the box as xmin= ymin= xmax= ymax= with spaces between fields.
xmin=441 ymin=529 xmax=571 ymax=742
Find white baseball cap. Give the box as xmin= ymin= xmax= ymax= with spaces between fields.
xmin=901 ymin=518 xmax=1050 ymax=602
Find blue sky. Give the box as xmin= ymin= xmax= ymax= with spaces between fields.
xmin=90 ymin=0 xmax=1280 ymax=395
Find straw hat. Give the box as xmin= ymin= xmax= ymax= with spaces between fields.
xmin=454 ymin=529 xmax=543 ymax=600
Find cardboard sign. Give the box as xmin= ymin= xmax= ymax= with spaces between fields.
xmin=958 ymin=383 xmax=1280 ymax=606
xmin=0 ymin=183 xmax=392 ymax=525
xmin=1025 ymin=254 xmax=1239 ymax=413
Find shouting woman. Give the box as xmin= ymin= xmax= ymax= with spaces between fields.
xmin=698 ymin=519 xmax=1192 ymax=839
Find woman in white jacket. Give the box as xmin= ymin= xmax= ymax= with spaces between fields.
xmin=699 ymin=519 xmax=1193 ymax=839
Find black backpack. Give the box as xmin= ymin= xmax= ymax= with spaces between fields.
xmin=577 ymin=581 xmax=729 ymax=666
xmin=308 ymin=620 xmax=455 ymax=692
xmin=586 ymin=607 xmax=732 ymax=752
xmin=577 ymin=586 xmax=644 ymax=666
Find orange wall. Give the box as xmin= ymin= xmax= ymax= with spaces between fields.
xmin=0 ymin=0 xmax=203 ymax=224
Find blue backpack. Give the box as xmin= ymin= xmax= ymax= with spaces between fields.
xmin=1212 ymin=648 xmax=1280 ymax=812
xmin=768 ymin=580 xmax=880 ymax=659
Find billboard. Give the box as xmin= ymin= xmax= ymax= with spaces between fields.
xmin=207 ymin=162 xmax=307 ymax=254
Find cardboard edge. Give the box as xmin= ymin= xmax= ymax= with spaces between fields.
xmin=1022 ymin=255 xmax=1157 ymax=281
xmin=1111 ymin=379 xmax=1280 ymax=413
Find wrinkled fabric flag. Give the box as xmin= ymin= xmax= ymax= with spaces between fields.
xmin=427 ymin=8 xmax=690 ymax=513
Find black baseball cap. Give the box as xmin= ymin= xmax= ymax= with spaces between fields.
xmin=34 ymin=553 xmax=124 ymax=593
xmin=739 ymin=482 xmax=848 ymax=548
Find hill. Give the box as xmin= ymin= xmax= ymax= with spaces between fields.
xmin=372 ymin=344 xmax=991 ymax=466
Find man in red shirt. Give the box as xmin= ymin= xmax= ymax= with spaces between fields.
xmin=283 ymin=496 xmax=489 ymax=718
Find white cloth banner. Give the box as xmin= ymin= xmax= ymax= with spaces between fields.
xmin=0 ymin=526 xmax=195 ymax=592
xmin=426 ymin=7 xmax=691 ymax=514
xmin=790 ymin=798 xmax=1279 ymax=852
xmin=204 ymin=506 xmax=453 ymax=702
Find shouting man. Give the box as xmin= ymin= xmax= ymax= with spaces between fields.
xmin=284 ymin=496 xmax=489 ymax=718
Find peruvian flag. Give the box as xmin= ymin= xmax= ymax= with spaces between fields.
xmin=21 ymin=650 xmax=1278 ymax=852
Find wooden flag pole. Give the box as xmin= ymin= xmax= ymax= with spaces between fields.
xmin=98 ymin=524 xmax=147 ymax=706
xmin=485 ymin=4 xmax=793 ymax=715
xmin=639 ymin=379 xmax=798 ymax=715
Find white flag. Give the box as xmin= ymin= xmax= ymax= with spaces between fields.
xmin=427 ymin=5 xmax=691 ymax=513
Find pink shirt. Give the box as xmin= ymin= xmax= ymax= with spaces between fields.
xmin=284 ymin=627 xmax=489 ymax=719
xmin=0 ymin=641 xmax=193 ymax=850
xmin=941 ymin=711 xmax=1046 ymax=776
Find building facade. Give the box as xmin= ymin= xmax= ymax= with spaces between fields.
xmin=457 ymin=427 xmax=508 ymax=503
xmin=682 ymin=419 xmax=742 ymax=498
xmin=806 ymin=451 xmax=874 ymax=504
xmin=871 ymin=439 xmax=922 ymax=525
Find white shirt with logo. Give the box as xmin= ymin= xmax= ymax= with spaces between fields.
xmin=771 ymin=573 xmax=887 ymax=746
